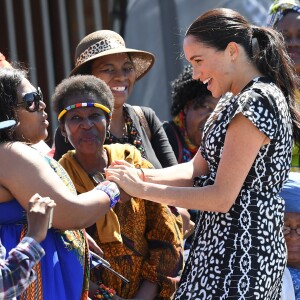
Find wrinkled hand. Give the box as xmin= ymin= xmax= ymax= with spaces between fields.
xmin=27 ymin=193 xmax=56 ymax=243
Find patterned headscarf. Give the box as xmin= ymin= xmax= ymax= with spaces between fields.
xmin=268 ymin=0 xmax=300 ymax=27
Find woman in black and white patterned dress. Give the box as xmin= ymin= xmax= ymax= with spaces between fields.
xmin=106 ymin=8 xmax=300 ymax=299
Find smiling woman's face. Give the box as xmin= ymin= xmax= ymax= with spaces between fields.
xmin=91 ymin=53 xmax=137 ymax=110
xmin=276 ymin=12 xmax=300 ymax=73
xmin=183 ymin=35 xmax=232 ymax=98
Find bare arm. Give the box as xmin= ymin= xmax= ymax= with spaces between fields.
xmin=0 ymin=142 xmax=110 ymax=229
xmin=107 ymin=114 xmax=269 ymax=213
xmin=111 ymin=151 xmax=209 ymax=187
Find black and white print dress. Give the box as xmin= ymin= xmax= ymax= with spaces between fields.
xmin=174 ymin=77 xmax=293 ymax=300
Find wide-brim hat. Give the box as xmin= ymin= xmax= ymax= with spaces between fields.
xmin=70 ymin=30 xmax=155 ymax=80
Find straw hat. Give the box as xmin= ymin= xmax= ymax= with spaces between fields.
xmin=70 ymin=30 xmax=155 ymax=80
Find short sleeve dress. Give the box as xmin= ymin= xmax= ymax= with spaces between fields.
xmin=174 ymin=77 xmax=293 ymax=300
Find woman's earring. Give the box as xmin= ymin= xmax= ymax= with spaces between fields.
xmin=106 ymin=125 xmax=111 ymax=140
xmin=106 ymin=130 xmax=110 ymax=140
xmin=64 ymin=136 xmax=68 ymax=143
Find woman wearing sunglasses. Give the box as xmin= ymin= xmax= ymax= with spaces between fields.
xmin=0 ymin=67 xmax=120 ymax=300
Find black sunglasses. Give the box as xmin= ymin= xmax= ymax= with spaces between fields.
xmin=17 ymin=87 xmax=43 ymax=112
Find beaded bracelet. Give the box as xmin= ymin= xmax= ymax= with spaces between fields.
xmin=95 ymin=181 xmax=120 ymax=208
xmin=93 ymin=282 xmax=116 ymax=299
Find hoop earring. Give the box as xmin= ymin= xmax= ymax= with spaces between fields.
xmin=106 ymin=130 xmax=110 ymax=140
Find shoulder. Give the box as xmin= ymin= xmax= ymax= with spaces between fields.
xmin=163 ymin=121 xmax=177 ymax=138
xmin=127 ymin=104 xmax=156 ymax=118
xmin=0 ymin=142 xmax=49 ymax=186
xmin=162 ymin=120 xmax=171 ymax=130
xmin=0 ymin=142 xmax=44 ymax=163
xmin=241 ymin=78 xmax=283 ymax=107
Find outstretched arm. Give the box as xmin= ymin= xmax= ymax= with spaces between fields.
xmin=107 ymin=114 xmax=269 ymax=212
xmin=0 ymin=142 xmax=111 ymax=230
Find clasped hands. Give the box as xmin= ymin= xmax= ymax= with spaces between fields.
xmin=104 ymin=160 xmax=144 ymax=201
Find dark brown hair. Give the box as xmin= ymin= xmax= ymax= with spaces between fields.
xmin=186 ymin=8 xmax=300 ymax=145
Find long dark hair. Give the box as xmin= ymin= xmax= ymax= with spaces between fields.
xmin=0 ymin=68 xmax=27 ymax=142
xmin=186 ymin=8 xmax=300 ymax=146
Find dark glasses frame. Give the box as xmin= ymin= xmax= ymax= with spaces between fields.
xmin=17 ymin=87 xmax=43 ymax=112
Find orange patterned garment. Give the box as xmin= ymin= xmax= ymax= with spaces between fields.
xmin=59 ymin=144 xmax=183 ymax=299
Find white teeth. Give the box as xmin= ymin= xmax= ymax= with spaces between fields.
xmin=203 ymin=78 xmax=211 ymax=84
xmin=111 ymin=86 xmax=126 ymax=91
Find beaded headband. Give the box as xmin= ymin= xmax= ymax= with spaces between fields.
xmin=58 ymin=102 xmax=112 ymax=121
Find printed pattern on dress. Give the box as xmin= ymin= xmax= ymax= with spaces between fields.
xmin=175 ymin=78 xmax=292 ymax=300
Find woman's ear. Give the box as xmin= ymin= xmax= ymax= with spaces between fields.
xmin=183 ymin=103 xmax=191 ymax=115
xmin=59 ymin=122 xmax=67 ymax=138
xmin=226 ymin=42 xmax=239 ymax=62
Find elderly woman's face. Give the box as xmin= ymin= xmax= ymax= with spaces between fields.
xmin=284 ymin=212 xmax=300 ymax=268
xmin=91 ymin=53 xmax=137 ymax=110
xmin=60 ymin=95 xmax=108 ymax=155
xmin=276 ymin=12 xmax=300 ymax=73
xmin=15 ymin=78 xmax=49 ymax=144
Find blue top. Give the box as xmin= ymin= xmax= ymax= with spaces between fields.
xmin=289 ymin=267 xmax=300 ymax=300
xmin=0 ymin=154 xmax=89 ymax=299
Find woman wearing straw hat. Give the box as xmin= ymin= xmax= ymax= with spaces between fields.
xmin=52 ymin=29 xmax=187 ymax=248
xmin=53 ymin=30 xmax=177 ymax=171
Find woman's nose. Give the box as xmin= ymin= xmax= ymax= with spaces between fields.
xmin=114 ymin=69 xmax=128 ymax=79
xmin=192 ymin=68 xmax=201 ymax=80
xmin=39 ymin=100 xmax=46 ymax=110
xmin=81 ymin=118 xmax=94 ymax=128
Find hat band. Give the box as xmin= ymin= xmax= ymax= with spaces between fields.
xmin=58 ymin=102 xmax=112 ymax=121
xmin=76 ymin=38 xmax=124 ymax=67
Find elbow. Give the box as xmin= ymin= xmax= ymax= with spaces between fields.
xmin=217 ymin=197 xmax=235 ymax=213
xmin=52 ymin=215 xmax=95 ymax=231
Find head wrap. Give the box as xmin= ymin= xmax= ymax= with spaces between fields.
xmin=268 ymin=0 xmax=300 ymax=27
xmin=280 ymin=172 xmax=300 ymax=212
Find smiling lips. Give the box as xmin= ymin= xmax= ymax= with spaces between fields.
xmin=202 ymin=78 xmax=211 ymax=85
xmin=111 ymin=86 xmax=126 ymax=92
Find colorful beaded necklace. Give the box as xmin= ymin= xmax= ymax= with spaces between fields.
xmin=105 ymin=106 xmax=146 ymax=158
